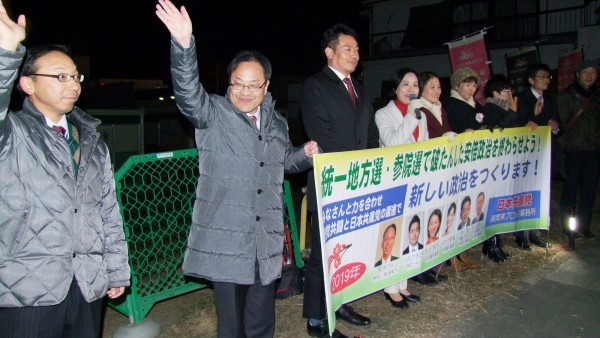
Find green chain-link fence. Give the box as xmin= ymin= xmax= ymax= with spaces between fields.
xmin=108 ymin=149 xmax=302 ymax=324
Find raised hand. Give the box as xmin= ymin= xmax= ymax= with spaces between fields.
xmin=526 ymin=120 xmax=538 ymax=131
xmin=155 ymin=0 xmax=193 ymax=48
xmin=508 ymin=89 xmax=518 ymax=112
xmin=0 ymin=0 xmax=26 ymax=52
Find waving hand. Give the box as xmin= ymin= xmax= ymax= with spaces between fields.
xmin=0 ymin=0 xmax=26 ymax=52
xmin=155 ymin=0 xmax=193 ymax=48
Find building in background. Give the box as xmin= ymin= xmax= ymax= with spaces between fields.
xmin=359 ymin=0 xmax=600 ymax=108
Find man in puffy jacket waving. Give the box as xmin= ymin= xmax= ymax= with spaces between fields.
xmin=0 ymin=3 xmax=130 ymax=337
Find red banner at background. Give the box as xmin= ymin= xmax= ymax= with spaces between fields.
xmin=447 ymin=33 xmax=491 ymax=105
xmin=557 ymin=49 xmax=583 ymax=93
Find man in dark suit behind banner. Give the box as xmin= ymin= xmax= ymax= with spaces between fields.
xmin=301 ymin=22 xmax=379 ymax=338
xmin=515 ymin=63 xmax=556 ymax=249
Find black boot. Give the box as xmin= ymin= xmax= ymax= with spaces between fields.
xmin=482 ymin=238 xmax=491 ymax=254
xmin=496 ymin=236 xmax=512 ymax=260
xmin=482 ymin=236 xmax=504 ymax=263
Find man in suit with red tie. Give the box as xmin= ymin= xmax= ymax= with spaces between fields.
xmin=301 ymin=22 xmax=379 ymax=338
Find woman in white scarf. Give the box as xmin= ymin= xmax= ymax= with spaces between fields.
xmin=408 ymin=71 xmax=456 ymax=141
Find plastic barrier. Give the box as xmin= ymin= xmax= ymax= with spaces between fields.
xmin=108 ymin=149 xmax=301 ymax=323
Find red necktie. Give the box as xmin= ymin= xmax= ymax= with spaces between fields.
xmin=52 ymin=125 xmax=66 ymax=137
xmin=249 ymin=115 xmax=257 ymax=128
xmin=343 ymin=77 xmax=358 ymax=108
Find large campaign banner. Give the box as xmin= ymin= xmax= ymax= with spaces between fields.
xmin=447 ymin=33 xmax=491 ymax=105
xmin=313 ymin=127 xmax=551 ymax=335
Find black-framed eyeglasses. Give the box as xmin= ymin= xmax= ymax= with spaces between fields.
xmin=30 ymin=73 xmax=85 ymax=83
xmin=230 ymin=81 xmax=267 ymax=93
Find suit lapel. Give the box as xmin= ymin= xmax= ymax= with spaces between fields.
xmin=323 ymin=66 xmax=360 ymax=113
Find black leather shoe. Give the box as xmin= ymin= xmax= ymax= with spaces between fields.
xmin=434 ymin=272 xmax=448 ymax=282
xmin=424 ymin=269 xmax=447 ymax=282
xmin=410 ymin=273 xmax=438 ymax=285
xmin=384 ymin=292 xmax=409 ymax=309
xmin=583 ymin=231 xmax=595 ymax=238
xmin=515 ymin=237 xmax=532 ymax=251
xmin=307 ymin=320 xmax=349 ymax=338
xmin=335 ymin=305 xmax=371 ymax=326
xmin=486 ymin=247 xmax=505 ymax=263
xmin=497 ymin=246 xmax=512 ymax=260
xmin=400 ymin=292 xmax=421 ymax=302
xmin=529 ymin=235 xmax=551 ymax=248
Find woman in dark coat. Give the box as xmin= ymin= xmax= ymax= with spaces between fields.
xmin=445 ymin=66 xmax=485 ymax=133
xmin=480 ymin=74 xmax=518 ymax=262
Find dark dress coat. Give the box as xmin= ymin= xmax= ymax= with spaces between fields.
xmin=301 ymin=66 xmax=379 ymax=212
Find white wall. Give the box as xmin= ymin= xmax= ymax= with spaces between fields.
xmin=361 ymin=0 xmax=592 ymax=101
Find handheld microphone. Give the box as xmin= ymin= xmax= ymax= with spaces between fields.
xmin=408 ymin=94 xmax=422 ymax=120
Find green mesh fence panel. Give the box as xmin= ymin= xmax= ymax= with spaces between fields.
xmin=108 ymin=149 xmax=301 ymax=323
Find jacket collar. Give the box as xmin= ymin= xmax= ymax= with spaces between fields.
xmin=322 ymin=66 xmax=361 ymax=111
xmin=22 ymin=97 xmax=101 ymax=132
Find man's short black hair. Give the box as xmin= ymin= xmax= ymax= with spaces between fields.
xmin=227 ymin=50 xmax=272 ymax=81
xmin=484 ymin=74 xmax=511 ymax=98
xmin=320 ymin=23 xmax=359 ymax=56
xmin=409 ymin=215 xmax=420 ymax=231
xmin=526 ymin=63 xmax=551 ymax=81
xmin=461 ymin=195 xmax=471 ymax=211
xmin=17 ymin=44 xmax=72 ymax=95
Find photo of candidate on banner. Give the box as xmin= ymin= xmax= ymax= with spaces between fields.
xmin=313 ymin=126 xmax=552 ymax=335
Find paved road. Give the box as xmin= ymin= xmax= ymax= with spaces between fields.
xmin=446 ymin=235 xmax=600 ymax=338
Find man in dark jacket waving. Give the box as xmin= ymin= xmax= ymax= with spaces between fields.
xmin=0 ymin=3 xmax=130 ymax=337
xmin=156 ymin=1 xmax=318 ymax=337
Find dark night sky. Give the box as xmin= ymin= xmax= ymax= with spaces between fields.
xmin=7 ymin=0 xmax=368 ymax=84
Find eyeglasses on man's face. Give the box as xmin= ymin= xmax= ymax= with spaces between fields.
xmin=534 ymin=74 xmax=552 ymax=80
xmin=230 ymin=81 xmax=267 ymax=93
xmin=30 ymin=73 xmax=85 ymax=83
